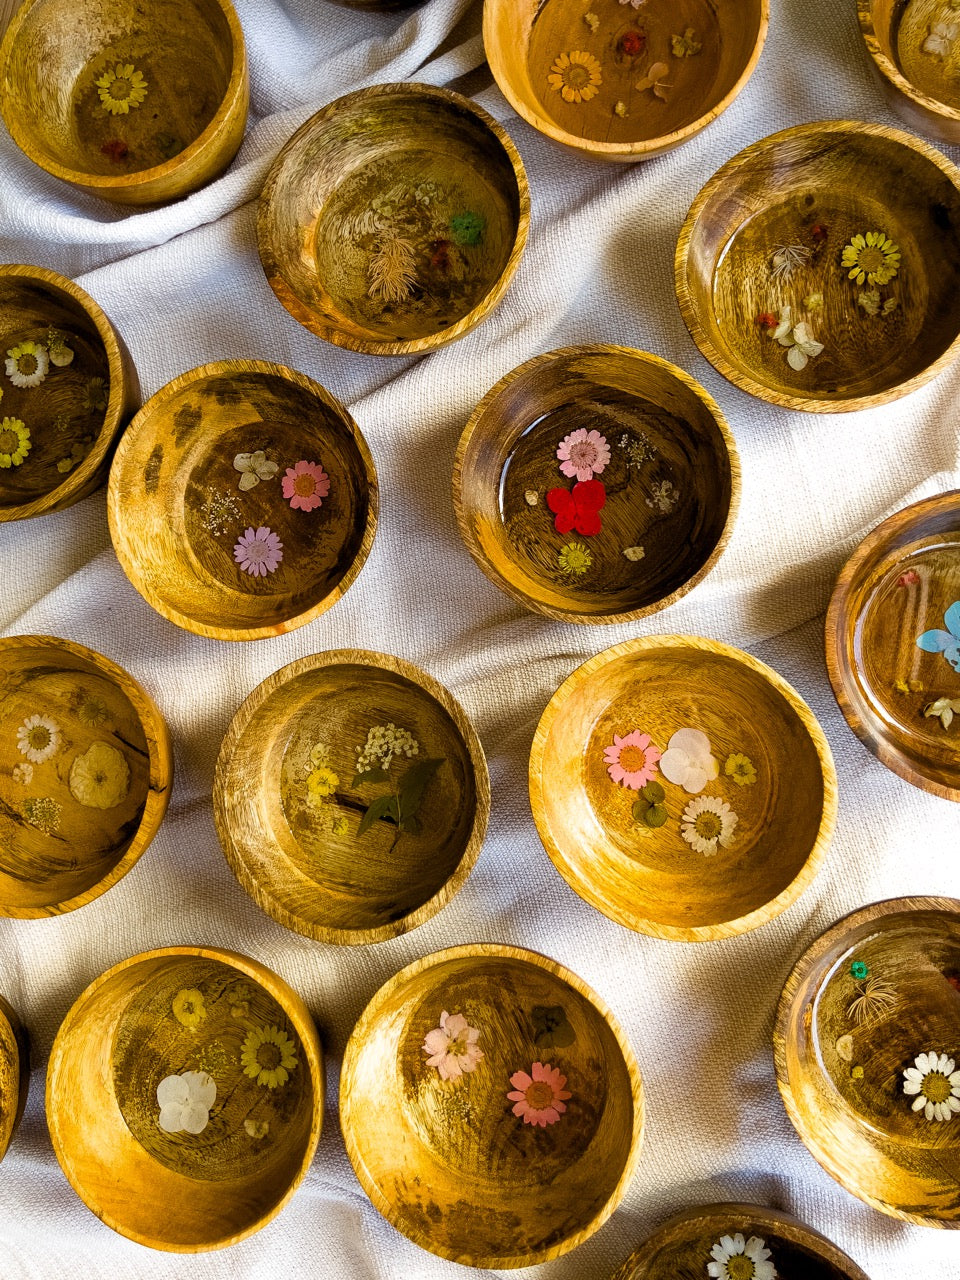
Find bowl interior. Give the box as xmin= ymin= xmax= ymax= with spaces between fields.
xmin=874 ymin=0 xmax=960 ymax=113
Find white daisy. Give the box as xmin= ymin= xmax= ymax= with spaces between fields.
xmin=708 ymin=1232 xmax=777 ymax=1280
xmin=5 ymin=341 xmax=49 ymax=389
xmin=16 ymin=714 xmax=61 ymax=764
xmin=903 ymin=1051 xmax=960 ymax=1122
xmin=680 ymin=794 xmax=737 ymax=855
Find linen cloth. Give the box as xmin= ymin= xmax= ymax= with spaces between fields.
xmin=1 ymin=0 xmax=959 ymax=1274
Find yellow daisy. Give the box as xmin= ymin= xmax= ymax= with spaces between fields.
xmin=841 ymin=231 xmax=900 ymax=286
xmin=306 ymin=765 xmax=340 ymax=804
xmin=0 ymin=418 xmax=30 ymax=468
xmin=96 ymin=63 xmax=149 ymax=115
xmin=724 ymin=753 xmax=757 ymax=786
xmin=558 ymin=541 xmax=592 ymax=576
xmin=240 ymin=1024 xmax=299 ymax=1089
xmin=171 ymin=988 xmax=207 ymax=1029
xmin=547 ymin=51 xmax=603 ymax=104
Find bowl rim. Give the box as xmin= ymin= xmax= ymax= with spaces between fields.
xmin=106 ymin=358 xmax=379 ymax=641
xmin=675 ymin=119 xmax=960 ymax=413
xmin=45 ymin=944 xmax=325 ymax=1252
xmin=529 ymin=633 xmax=838 ymax=941
xmin=857 ymin=0 xmax=960 ymax=127
xmin=0 ymin=992 xmax=29 ymax=1164
xmin=256 ymin=81 xmax=531 ymax=357
xmin=339 ymin=941 xmax=645 ymax=1268
xmin=452 ymin=343 xmax=742 ymax=624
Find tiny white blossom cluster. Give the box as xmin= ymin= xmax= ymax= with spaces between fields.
xmin=355 ymin=723 xmax=420 ymax=773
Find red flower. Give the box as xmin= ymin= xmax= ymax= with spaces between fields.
xmin=811 ymin=224 xmax=828 ymax=243
xmin=547 ymin=479 xmax=606 ymax=536
xmin=757 ymin=311 xmax=776 ymax=329
xmin=429 ymin=239 xmax=452 ymax=270
xmin=898 ymin=569 xmax=920 ymax=587
xmin=101 ymin=139 xmax=129 ymax=162
xmin=620 ymin=29 xmax=646 ymax=56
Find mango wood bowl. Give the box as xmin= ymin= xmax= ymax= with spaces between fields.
xmin=108 ymin=360 xmax=377 ymax=641
xmin=213 ymin=651 xmax=490 ymax=945
xmin=47 ymin=946 xmax=324 ymax=1251
xmin=530 ymin=635 xmax=837 ymax=941
xmin=340 ymin=944 xmax=644 ymax=1267
xmin=858 ymin=0 xmax=960 ymax=145
xmin=0 ymin=264 xmax=139 ymax=522
xmin=257 ymin=83 xmax=530 ymax=356
xmin=0 ymin=634 xmax=172 ymax=918
xmin=453 ymin=346 xmax=739 ymax=624
xmin=0 ymin=994 xmax=30 ymax=1166
xmin=676 ymin=121 xmax=960 ymax=411
xmin=826 ymin=490 xmax=960 ymax=802
xmin=0 ymin=0 xmax=248 ymax=206
xmin=775 ymin=896 xmax=960 ymax=1226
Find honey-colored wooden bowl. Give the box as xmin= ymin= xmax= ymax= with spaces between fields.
xmin=0 ymin=264 xmax=139 ymax=521
xmin=530 ymin=635 xmax=837 ymax=942
xmin=0 ymin=634 xmax=172 ymax=917
xmin=453 ymin=345 xmax=740 ymax=624
xmin=47 ymin=946 xmax=324 ymax=1251
xmin=858 ymin=0 xmax=960 ymax=145
xmin=108 ymin=360 xmax=378 ymax=641
xmin=340 ymin=943 xmax=644 ymax=1267
xmin=676 ymin=121 xmax=960 ymax=411
xmin=213 ymin=650 xmax=490 ymax=945
xmin=257 ymin=83 xmax=530 ymax=357
xmin=775 ymin=896 xmax=960 ymax=1227
xmin=0 ymin=993 xmax=30 ymax=1166
xmin=0 ymin=0 xmax=248 ymax=205
xmin=827 ymin=490 xmax=960 ymax=802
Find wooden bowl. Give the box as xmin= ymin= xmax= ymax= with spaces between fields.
xmin=0 ymin=0 xmax=248 ymax=205
xmin=453 ymin=345 xmax=739 ymax=624
xmin=340 ymin=943 xmax=644 ymax=1267
xmin=676 ymin=121 xmax=960 ymax=411
xmin=858 ymin=0 xmax=960 ymax=145
xmin=0 ymin=264 xmax=139 ymax=522
xmin=0 ymin=994 xmax=30 ymax=1166
xmin=257 ymin=83 xmax=530 ymax=357
xmin=0 ymin=634 xmax=172 ymax=917
xmin=826 ymin=490 xmax=960 ymax=802
xmin=530 ymin=635 xmax=837 ymax=941
xmin=107 ymin=360 xmax=378 ymax=641
xmin=213 ymin=651 xmax=490 ymax=945
xmin=775 ymin=896 xmax=960 ymax=1226
xmin=47 ymin=946 xmax=324 ymax=1251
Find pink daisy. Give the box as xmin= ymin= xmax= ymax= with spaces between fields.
xmin=282 ymin=459 xmax=330 ymax=512
xmin=234 ymin=526 xmax=283 ymax=576
xmin=507 ymin=1061 xmax=571 ymax=1127
xmin=556 ymin=428 xmax=610 ymax=481
xmin=603 ymin=730 xmax=661 ymax=789
xmin=422 ymin=1010 xmax=484 ymax=1080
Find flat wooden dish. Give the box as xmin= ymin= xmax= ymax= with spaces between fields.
xmin=859 ymin=0 xmax=960 ymax=145
xmin=775 ymin=896 xmax=960 ymax=1226
xmin=530 ymin=635 xmax=837 ymax=941
xmin=0 ymin=634 xmax=172 ymax=917
xmin=257 ymin=83 xmax=530 ymax=356
xmin=340 ymin=943 xmax=644 ymax=1267
xmin=484 ymin=0 xmax=766 ymax=161
xmin=214 ymin=651 xmax=490 ymax=945
xmin=47 ymin=946 xmax=323 ymax=1251
xmin=0 ymin=993 xmax=30 ymax=1166
xmin=676 ymin=121 xmax=960 ymax=411
xmin=0 ymin=0 xmax=248 ymax=205
xmin=453 ymin=345 xmax=739 ymax=624
xmin=0 ymin=264 xmax=139 ymax=521
xmin=108 ymin=360 xmax=377 ymax=641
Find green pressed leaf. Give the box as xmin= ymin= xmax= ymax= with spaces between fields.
xmin=356 ymin=794 xmax=399 ymax=838
xmin=632 ymin=799 xmax=648 ymax=823
xmin=643 ymin=803 xmax=668 ymax=828
xmin=641 ymin=781 xmax=665 ymax=803
xmin=353 ymin=766 xmax=388 ymax=787
xmin=397 ymin=758 xmax=445 ymax=822
xmin=398 ymin=814 xmax=421 ymax=836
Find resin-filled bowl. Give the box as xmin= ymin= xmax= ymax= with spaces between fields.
xmin=258 ymin=83 xmax=530 ymax=356
xmin=826 ymin=490 xmax=960 ymax=801
xmin=676 ymin=121 xmax=960 ymax=411
xmin=340 ymin=944 xmax=644 ymax=1267
xmin=0 ymin=994 xmax=30 ymax=1166
xmin=453 ymin=346 xmax=739 ymax=624
xmin=0 ymin=0 xmax=248 ymax=205
xmin=858 ymin=0 xmax=960 ymax=145
xmin=213 ymin=651 xmax=490 ymax=945
xmin=108 ymin=361 xmax=378 ymax=641
xmin=0 ymin=264 xmax=139 ymax=521
xmin=775 ymin=896 xmax=960 ymax=1226
xmin=47 ymin=947 xmax=324 ymax=1250
xmin=0 ymin=635 xmax=172 ymax=917
xmin=530 ymin=636 xmax=837 ymax=941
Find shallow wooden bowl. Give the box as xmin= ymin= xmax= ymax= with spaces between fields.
xmin=676 ymin=121 xmax=960 ymax=411
xmin=0 ymin=994 xmax=30 ymax=1166
xmin=0 ymin=0 xmax=248 ymax=205
xmin=0 ymin=264 xmax=139 ymax=521
xmin=214 ymin=651 xmax=490 ymax=945
xmin=530 ymin=635 xmax=837 ymax=941
xmin=0 ymin=634 xmax=172 ymax=917
xmin=859 ymin=0 xmax=960 ymax=145
xmin=257 ymin=83 xmax=530 ymax=357
xmin=340 ymin=943 xmax=644 ymax=1267
xmin=775 ymin=896 xmax=960 ymax=1226
xmin=454 ymin=345 xmax=739 ymax=624
xmin=108 ymin=360 xmax=377 ymax=641
xmin=47 ymin=946 xmax=323 ymax=1251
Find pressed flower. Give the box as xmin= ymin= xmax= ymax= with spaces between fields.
xmin=857 ymin=288 xmax=881 ymax=316
xmin=623 ymin=545 xmax=645 ymax=561
xmin=903 ymin=1051 xmax=960 ymax=1122
xmin=925 ymin=697 xmax=960 ymax=729
xmin=883 ymin=297 xmax=898 ymax=315
xmin=620 ymin=29 xmax=646 ymax=55
xmin=804 ymin=292 xmax=823 ymax=311
xmin=368 ymin=235 xmax=417 ymax=302
xmin=45 ymin=329 xmax=74 ymax=367
xmin=850 ymin=960 xmax=869 ymax=980
xmin=646 ymin=478 xmax=679 ymax=513
xmin=618 ymin=429 xmax=655 ymax=467
xmin=5 ymin=341 xmax=48 ymax=389
xmin=558 ymin=541 xmax=592 ymax=576
xmin=547 ymin=50 xmax=603 ymax=104
xmin=924 ymin=16 xmax=960 ymax=55
xmin=0 ymin=418 xmax=30 ymax=468
xmin=851 ymin=1065 xmax=864 ymax=1080
xmin=282 ymin=460 xmax=330 ymax=512
xmin=16 ymin=714 xmax=61 ymax=764
xmin=78 ymin=697 xmax=108 ymax=727
xmin=636 ymin=60 xmax=670 ymax=98
xmin=615 ymin=100 xmax=628 ymax=116
xmin=770 ymin=243 xmax=812 ymax=280
xmin=234 ymin=526 xmax=283 ymax=577
xmin=836 ymin=1034 xmax=854 ymax=1062
xmin=724 ymin=753 xmax=756 ymax=786
xmin=240 ymin=1024 xmax=299 ymax=1088
xmin=778 ymin=318 xmax=824 ymax=371
xmin=96 ymin=63 xmax=149 ymax=115
xmin=309 ymin=742 xmax=331 ymax=768
xmin=23 ymin=796 xmax=60 ymax=834
xmin=307 ymin=765 xmax=340 ymax=804
xmin=422 ymin=1010 xmax=484 ymax=1080
xmin=244 ymin=1117 xmax=269 ymax=1139
xmin=172 ymin=988 xmax=207 ymax=1029
xmin=681 ymin=794 xmax=738 ymax=855
xmin=331 ymin=815 xmax=349 ymax=836
xmin=660 ymin=727 xmax=718 ymax=793
xmin=584 ymin=10 xmax=599 ymax=29
xmin=556 ymin=428 xmax=610 ymax=481
xmin=524 ymin=490 xmax=538 ymax=506
xmin=202 ymin=490 xmax=241 ymax=536
xmin=56 ymin=440 xmax=90 ymax=475
xmin=11 ymin=763 xmax=32 ymax=785
xmin=507 ymin=1061 xmax=571 ymax=1126
xmin=157 ymin=1071 xmax=215 ymax=1134
xmin=604 ymin=730 xmax=661 ymax=790
xmin=847 ymin=975 xmax=898 ymax=1024
xmin=756 ymin=311 xmax=777 ymax=329
xmin=671 ymin=27 xmax=701 ymax=56
xmin=899 ymin=569 xmax=920 ymax=586
xmin=355 ymin=723 xmax=419 ymax=774
xmin=101 ymin=139 xmax=129 ymax=163
xmin=84 ymin=377 xmax=108 ymax=413
xmin=811 ymin=223 xmax=829 ymax=243
xmin=841 ymin=231 xmax=901 ymax=286
xmin=917 ymin=601 xmax=960 ymax=672
xmin=69 ymin=741 xmax=130 ymax=809
xmin=707 ymin=1233 xmax=776 ymax=1280
xmin=233 ymin=450 xmax=279 ymax=492
xmin=450 ymin=211 xmax=486 ymax=247
xmin=547 ymin=479 xmax=606 ymax=536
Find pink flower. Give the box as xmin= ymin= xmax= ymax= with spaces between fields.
xmin=507 ymin=1061 xmax=571 ymax=1127
xmin=422 ymin=1010 xmax=484 ymax=1080
xmin=898 ymin=570 xmax=920 ymax=587
xmin=234 ymin=526 xmax=283 ymax=576
xmin=282 ymin=460 xmax=330 ymax=512
xmin=603 ymin=730 xmax=661 ymax=789
xmin=556 ymin=428 xmax=610 ymax=481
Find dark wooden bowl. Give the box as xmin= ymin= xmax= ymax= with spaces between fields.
xmin=0 ymin=993 xmax=29 ymax=1166
xmin=859 ymin=0 xmax=960 ymax=145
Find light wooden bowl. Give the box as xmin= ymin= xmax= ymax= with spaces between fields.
xmin=775 ymin=896 xmax=960 ymax=1226
xmin=340 ymin=944 xmax=644 ymax=1267
xmin=0 ymin=264 xmax=139 ymax=521
xmin=0 ymin=634 xmax=172 ymax=917
xmin=453 ymin=345 xmax=739 ymax=624
xmin=530 ymin=635 xmax=837 ymax=941
xmin=108 ymin=360 xmax=378 ymax=641
xmin=0 ymin=0 xmax=248 ymax=205
xmin=214 ymin=650 xmax=490 ymax=945
xmin=676 ymin=121 xmax=960 ymax=411
xmin=257 ymin=83 xmax=530 ymax=356
xmin=0 ymin=993 xmax=30 ymax=1166
xmin=858 ymin=0 xmax=960 ymax=145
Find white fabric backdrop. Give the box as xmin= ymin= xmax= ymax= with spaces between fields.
xmin=1 ymin=0 xmax=959 ymax=1275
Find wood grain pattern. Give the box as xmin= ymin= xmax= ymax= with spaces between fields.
xmin=0 ymin=2 xmax=19 ymax=40
xmin=676 ymin=120 xmax=960 ymax=412
xmin=0 ymin=993 xmax=29 ymax=1165
xmin=859 ymin=0 xmax=960 ymax=144
xmin=340 ymin=944 xmax=644 ymax=1268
